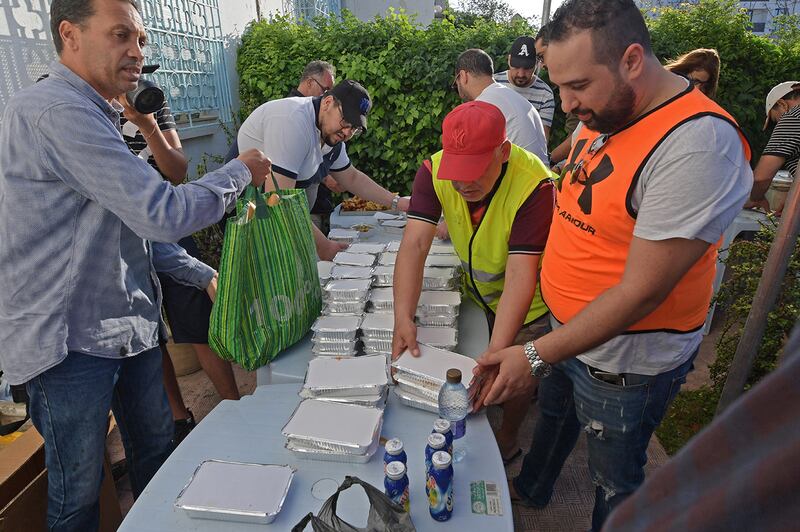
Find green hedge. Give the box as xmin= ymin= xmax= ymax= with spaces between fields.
xmin=646 ymin=0 xmax=800 ymax=156
xmin=238 ymin=11 xmax=532 ymax=195
xmin=237 ymin=1 xmax=800 ymax=193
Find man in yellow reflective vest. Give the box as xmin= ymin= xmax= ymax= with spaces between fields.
xmin=391 ymin=101 xmax=556 ymax=464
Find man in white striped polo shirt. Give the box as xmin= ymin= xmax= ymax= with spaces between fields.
xmin=494 ymin=35 xmax=555 ymax=140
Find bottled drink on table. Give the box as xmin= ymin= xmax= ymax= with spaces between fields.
xmin=424 ymin=432 xmax=447 ymax=494
xmin=385 ymin=460 xmax=410 ymax=512
xmin=438 ymin=368 xmax=468 ymax=462
xmin=383 ymin=438 xmax=407 ymax=474
xmin=428 ymin=450 xmax=454 ymax=521
xmin=432 ymin=418 xmax=454 ymax=456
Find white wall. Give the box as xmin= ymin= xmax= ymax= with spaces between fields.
xmin=181 ymin=0 xmax=263 ymax=178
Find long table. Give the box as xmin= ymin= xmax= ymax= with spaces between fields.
xmin=118 ymin=207 xmax=512 ymax=530
xmin=118 ymin=384 xmax=513 ymax=531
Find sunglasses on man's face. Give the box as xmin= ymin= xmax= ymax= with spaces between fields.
xmin=311 ymin=77 xmax=333 ymax=93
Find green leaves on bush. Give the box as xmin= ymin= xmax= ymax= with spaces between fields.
xmin=646 ymin=0 xmax=800 ymax=156
xmin=237 ymin=10 xmax=532 ymax=195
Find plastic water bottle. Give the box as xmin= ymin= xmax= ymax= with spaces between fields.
xmin=438 ymin=368 xmax=468 ymax=462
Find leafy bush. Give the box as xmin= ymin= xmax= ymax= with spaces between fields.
xmin=236 ymin=1 xmax=800 ymax=194
xmin=646 ymin=0 xmax=800 ymax=155
xmin=237 ymin=10 xmax=532 ymax=195
xmin=656 ymin=220 xmax=800 ymax=454
xmin=709 ymin=220 xmax=800 ymax=391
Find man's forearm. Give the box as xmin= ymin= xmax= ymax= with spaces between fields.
xmin=487 ymin=259 xmax=538 ymax=351
xmin=750 ymin=178 xmax=772 ymax=201
xmin=334 ymin=167 xmax=395 ymax=206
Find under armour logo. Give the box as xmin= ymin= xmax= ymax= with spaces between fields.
xmin=575 ymin=155 xmax=614 ymax=215
xmin=518 ymin=44 xmax=530 ymax=57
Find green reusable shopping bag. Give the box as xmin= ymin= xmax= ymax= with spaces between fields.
xmin=209 ymin=183 xmax=322 ymax=370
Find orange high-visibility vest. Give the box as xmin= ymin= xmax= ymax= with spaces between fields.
xmin=541 ymin=87 xmax=751 ymax=333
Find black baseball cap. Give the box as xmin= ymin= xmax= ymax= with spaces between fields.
xmin=330 ymin=80 xmax=372 ymax=131
xmin=509 ymin=36 xmax=537 ymax=69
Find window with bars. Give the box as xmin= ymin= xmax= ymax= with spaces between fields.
xmin=139 ymin=0 xmax=233 ymax=128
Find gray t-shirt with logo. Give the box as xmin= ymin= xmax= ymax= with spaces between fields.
xmin=557 ymin=114 xmax=753 ymax=375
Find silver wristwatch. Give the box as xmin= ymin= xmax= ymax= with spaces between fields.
xmin=523 ymin=341 xmax=552 ymax=378
xmin=391 ymin=195 xmax=400 ymax=210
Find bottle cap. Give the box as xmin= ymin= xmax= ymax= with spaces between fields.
xmin=386 ymin=460 xmax=406 ymax=479
xmin=385 ymin=438 xmax=404 ymax=455
xmin=427 ymin=432 xmax=446 ymax=449
xmin=446 ymin=368 xmax=462 ymax=384
xmin=432 ymin=451 xmax=452 ymax=468
xmin=433 ymin=419 xmax=452 ymax=434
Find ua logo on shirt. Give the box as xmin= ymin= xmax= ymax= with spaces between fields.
xmin=518 ymin=44 xmax=530 ymax=57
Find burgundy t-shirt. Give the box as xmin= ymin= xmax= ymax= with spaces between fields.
xmin=407 ymin=161 xmax=555 ymax=254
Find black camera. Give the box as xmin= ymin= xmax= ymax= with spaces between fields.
xmin=126 ymin=64 xmax=165 ymax=114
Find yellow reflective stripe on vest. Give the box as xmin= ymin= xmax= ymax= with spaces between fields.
xmin=460 ymin=260 xmax=505 ymax=283
xmin=431 ymin=144 xmax=552 ymax=323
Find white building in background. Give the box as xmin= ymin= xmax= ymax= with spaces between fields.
xmin=637 ymin=0 xmax=800 ymax=36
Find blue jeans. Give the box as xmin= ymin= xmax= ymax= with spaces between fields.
xmin=513 ymin=352 xmax=696 ymax=531
xmin=26 ymin=347 xmax=173 ymax=532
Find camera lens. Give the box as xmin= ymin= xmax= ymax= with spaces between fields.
xmin=126 ymin=80 xmax=165 ymax=115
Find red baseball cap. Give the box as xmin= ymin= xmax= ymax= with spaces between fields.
xmin=438 ymin=101 xmax=507 ymax=182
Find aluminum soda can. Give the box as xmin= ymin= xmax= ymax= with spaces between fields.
xmin=383 ymin=438 xmax=407 ymax=474
xmin=428 ymin=451 xmax=453 ymax=521
xmin=384 ymin=460 xmax=410 ymax=512
xmin=432 ymin=418 xmax=454 ymax=456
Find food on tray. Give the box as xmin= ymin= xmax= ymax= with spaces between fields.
xmin=351 ymin=223 xmax=374 ymax=233
xmin=342 ymin=195 xmax=392 ymax=212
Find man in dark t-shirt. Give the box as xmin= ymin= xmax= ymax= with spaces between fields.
xmin=746 ymin=81 xmax=800 ymax=211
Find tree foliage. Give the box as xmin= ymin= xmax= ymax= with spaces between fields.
xmin=238 ymin=10 xmax=532 ymax=194
xmin=237 ymin=0 xmax=800 ymax=193
xmin=646 ymin=0 xmax=800 ymax=155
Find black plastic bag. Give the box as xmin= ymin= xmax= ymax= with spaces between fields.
xmin=292 ymin=476 xmax=416 ymax=532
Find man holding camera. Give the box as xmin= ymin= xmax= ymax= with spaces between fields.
xmin=0 ymin=0 xmax=270 ymax=530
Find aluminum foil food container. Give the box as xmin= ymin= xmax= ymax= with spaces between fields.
xmin=174 ymin=460 xmax=295 ymax=524
xmin=363 ymin=337 xmax=393 ymax=353
xmin=418 ymin=291 xmax=461 ymax=316
xmin=299 ymin=389 xmax=388 ymax=409
xmin=331 ymin=265 xmax=374 ymax=279
xmin=311 ymin=347 xmax=359 ymax=357
xmin=416 ymin=327 xmax=458 ymax=350
xmin=360 ymin=312 xmax=395 ymax=340
xmin=392 ymin=344 xmax=477 ymax=391
xmin=311 ymin=315 xmax=362 ymax=341
xmin=285 ymin=433 xmax=379 ymax=464
xmin=347 ymin=242 xmax=387 ymax=255
xmin=425 ymin=254 xmax=461 ymax=268
xmin=368 ymin=287 xmax=394 ymax=312
xmin=428 ymin=243 xmax=457 ymax=255
xmin=377 ymin=252 xmax=398 ymax=266
xmin=324 ymin=279 xmax=372 ymax=301
xmin=395 ymin=377 xmax=439 ymax=402
xmin=333 ymin=251 xmax=377 ymax=267
xmin=422 ymin=267 xmax=459 ymax=290
xmin=415 ymin=314 xmax=458 ymax=328
xmin=372 ymin=265 xmax=395 ymax=286
xmin=323 ymin=299 xmax=367 ymax=315
xmin=328 ymin=228 xmax=359 ymax=243
xmin=302 ymin=355 xmax=389 ymax=395
xmin=386 ymin=241 xmax=402 ymax=253
xmin=393 ymin=386 xmax=439 ymax=414
xmin=282 ymin=400 xmax=383 ymax=454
